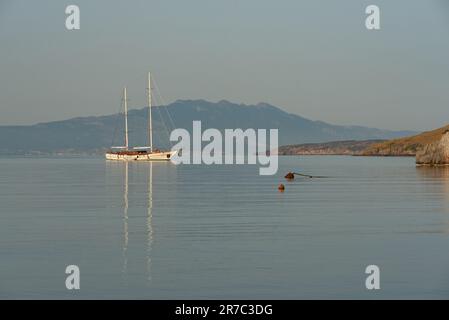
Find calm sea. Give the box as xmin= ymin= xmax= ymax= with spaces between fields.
xmin=1 ymin=156 xmax=449 ymax=299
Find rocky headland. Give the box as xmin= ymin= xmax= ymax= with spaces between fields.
xmin=361 ymin=125 xmax=449 ymax=157
xmin=416 ymin=130 xmax=449 ymax=166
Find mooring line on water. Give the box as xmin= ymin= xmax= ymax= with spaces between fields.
xmin=284 ymin=171 xmax=330 ymax=179
xmin=292 ymin=172 xmax=329 ymax=178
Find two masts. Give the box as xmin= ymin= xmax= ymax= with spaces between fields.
xmin=105 ymin=72 xmax=176 ymax=161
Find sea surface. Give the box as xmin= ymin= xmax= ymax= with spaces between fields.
xmin=1 ymin=156 xmax=449 ymax=299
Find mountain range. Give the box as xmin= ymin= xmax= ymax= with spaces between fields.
xmin=0 ymin=99 xmax=415 ymax=154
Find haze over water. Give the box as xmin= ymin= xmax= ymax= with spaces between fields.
xmin=1 ymin=156 xmax=449 ymax=299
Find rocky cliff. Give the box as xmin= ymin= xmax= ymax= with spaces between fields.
xmin=416 ymin=131 xmax=449 ymax=165
xmin=361 ymin=124 xmax=449 ymax=157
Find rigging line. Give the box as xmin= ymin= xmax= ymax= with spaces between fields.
xmin=150 ymin=77 xmax=173 ymax=148
xmin=111 ymin=96 xmax=124 ymax=147
xmin=154 ymin=100 xmax=173 ymax=149
xmin=152 ymin=78 xmax=176 ymax=131
xmin=159 ymin=92 xmax=176 ymax=131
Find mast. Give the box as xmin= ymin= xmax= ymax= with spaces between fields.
xmin=147 ymin=72 xmax=153 ymax=150
xmin=124 ymin=87 xmax=129 ymax=149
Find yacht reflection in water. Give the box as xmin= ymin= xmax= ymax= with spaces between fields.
xmin=122 ymin=162 xmax=129 ymax=278
xmin=147 ymin=162 xmax=154 ymax=282
xmin=120 ymin=162 xmax=154 ymax=284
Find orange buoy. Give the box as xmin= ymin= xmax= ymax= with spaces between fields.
xmin=278 ymin=183 xmax=285 ymax=192
xmin=284 ymin=172 xmax=295 ymax=180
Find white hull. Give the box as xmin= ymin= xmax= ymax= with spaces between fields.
xmin=106 ymin=151 xmax=176 ymax=161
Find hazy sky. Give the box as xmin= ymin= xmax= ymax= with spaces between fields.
xmin=0 ymin=0 xmax=448 ymax=131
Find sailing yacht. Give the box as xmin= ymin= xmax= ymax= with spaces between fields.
xmin=106 ymin=72 xmax=177 ymax=161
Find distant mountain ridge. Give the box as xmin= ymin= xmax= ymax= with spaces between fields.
xmin=0 ymin=99 xmax=415 ymax=154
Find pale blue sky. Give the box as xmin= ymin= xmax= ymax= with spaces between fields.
xmin=0 ymin=0 xmax=448 ymax=131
